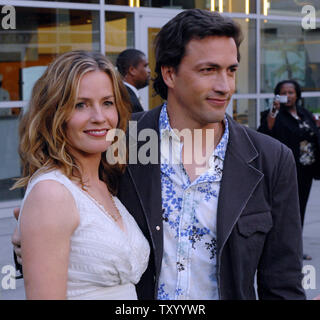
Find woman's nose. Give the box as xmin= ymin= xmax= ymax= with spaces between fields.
xmin=90 ymin=105 xmax=106 ymax=123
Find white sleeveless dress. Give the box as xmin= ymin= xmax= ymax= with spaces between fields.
xmin=18 ymin=169 xmax=150 ymax=300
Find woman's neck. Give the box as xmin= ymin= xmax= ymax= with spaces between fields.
xmin=284 ymin=104 xmax=297 ymax=114
xmin=73 ymin=152 xmax=102 ymax=186
xmin=285 ymin=105 xmax=300 ymax=120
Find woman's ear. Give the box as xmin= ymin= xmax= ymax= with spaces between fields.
xmin=161 ymin=66 xmax=176 ymax=89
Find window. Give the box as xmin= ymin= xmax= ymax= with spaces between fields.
xmin=0 ymin=7 xmax=100 ymax=103
xmin=261 ymin=20 xmax=320 ymax=93
xmin=234 ymin=18 xmax=256 ymax=93
xmin=260 ymin=0 xmax=320 ymax=17
xmin=105 ymin=12 xmax=134 ymax=64
xmin=233 ymin=98 xmax=257 ymax=129
xmin=106 ymin=0 xmax=256 ymax=13
xmin=304 ymin=96 xmax=320 ymax=114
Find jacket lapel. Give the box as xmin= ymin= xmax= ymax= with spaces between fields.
xmin=216 ymin=116 xmax=264 ymax=255
xmin=127 ymin=107 xmax=164 ymax=276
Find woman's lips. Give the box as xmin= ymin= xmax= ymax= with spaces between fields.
xmin=83 ymin=129 xmax=108 ymax=137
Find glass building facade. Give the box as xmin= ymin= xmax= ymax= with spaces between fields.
xmin=0 ymin=0 xmax=320 ymax=207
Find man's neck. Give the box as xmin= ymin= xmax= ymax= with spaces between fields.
xmin=166 ymin=104 xmax=225 ymax=150
xmin=164 ymin=103 xmax=226 ymax=181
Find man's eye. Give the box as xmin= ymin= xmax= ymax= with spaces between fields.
xmin=200 ymin=68 xmax=215 ymax=74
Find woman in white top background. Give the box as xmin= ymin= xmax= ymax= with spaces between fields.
xmin=11 ymin=51 xmax=150 ymax=300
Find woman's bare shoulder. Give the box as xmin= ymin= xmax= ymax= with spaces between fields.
xmin=21 ymin=179 xmax=80 ymax=232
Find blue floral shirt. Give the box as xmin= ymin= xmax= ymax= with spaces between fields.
xmin=157 ymin=103 xmax=229 ymax=300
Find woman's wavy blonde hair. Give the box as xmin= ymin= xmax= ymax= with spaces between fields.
xmin=12 ymin=50 xmax=131 ymax=195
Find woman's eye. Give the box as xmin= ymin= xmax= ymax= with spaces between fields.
xmin=104 ymin=100 xmax=114 ymax=107
xmin=75 ymin=102 xmax=86 ymax=109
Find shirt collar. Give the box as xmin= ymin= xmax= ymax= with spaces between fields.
xmin=123 ymin=81 xmax=139 ymax=98
xmin=159 ymin=103 xmax=229 ymax=162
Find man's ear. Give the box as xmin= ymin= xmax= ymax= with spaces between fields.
xmin=128 ymin=65 xmax=137 ymax=77
xmin=161 ymin=66 xmax=176 ymax=89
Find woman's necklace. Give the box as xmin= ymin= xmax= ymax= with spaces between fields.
xmin=107 ymin=193 xmax=121 ymax=222
xmin=289 ymin=107 xmax=300 ymax=120
xmin=291 ymin=112 xmax=300 ymax=120
xmin=82 ymin=184 xmax=121 ymax=222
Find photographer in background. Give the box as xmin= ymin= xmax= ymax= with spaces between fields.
xmin=258 ymin=80 xmax=320 ymax=261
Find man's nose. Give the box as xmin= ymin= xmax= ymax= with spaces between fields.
xmin=215 ymin=72 xmax=231 ymax=94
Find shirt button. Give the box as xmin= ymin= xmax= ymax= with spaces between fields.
xmin=156 ymin=226 xmax=161 ymax=231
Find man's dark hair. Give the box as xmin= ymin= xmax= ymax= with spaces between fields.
xmin=116 ymin=49 xmax=145 ymax=77
xmin=153 ymin=9 xmax=243 ymax=100
xmin=274 ymin=79 xmax=302 ymax=102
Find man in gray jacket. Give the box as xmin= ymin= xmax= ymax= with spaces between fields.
xmin=117 ymin=9 xmax=305 ymax=300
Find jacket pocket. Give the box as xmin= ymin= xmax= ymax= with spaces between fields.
xmin=237 ymin=212 xmax=273 ymax=238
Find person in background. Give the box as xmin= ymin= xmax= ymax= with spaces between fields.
xmin=258 ymin=79 xmax=320 ymax=261
xmin=116 ymin=49 xmax=151 ymax=113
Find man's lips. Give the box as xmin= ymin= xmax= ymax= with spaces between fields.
xmin=206 ymin=97 xmax=229 ymax=106
xmin=83 ymin=129 xmax=108 ymax=137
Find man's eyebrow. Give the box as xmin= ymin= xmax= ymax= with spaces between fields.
xmin=196 ymin=62 xmax=239 ymax=69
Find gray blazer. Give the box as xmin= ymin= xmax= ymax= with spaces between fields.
xmin=117 ymin=105 xmax=306 ymax=300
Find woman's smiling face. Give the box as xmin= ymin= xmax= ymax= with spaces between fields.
xmin=66 ymin=70 xmax=118 ymax=158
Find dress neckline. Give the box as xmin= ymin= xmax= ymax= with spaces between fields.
xmin=75 ymin=182 xmax=128 ymax=235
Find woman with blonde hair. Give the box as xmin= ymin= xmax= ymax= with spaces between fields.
xmin=12 ymin=51 xmax=150 ymax=299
